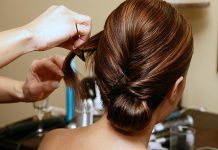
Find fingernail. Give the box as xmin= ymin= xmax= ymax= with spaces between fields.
xmin=59 ymin=71 xmax=64 ymax=77
xmin=72 ymin=45 xmax=76 ymax=50
xmin=52 ymin=81 xmax=60 ymax=88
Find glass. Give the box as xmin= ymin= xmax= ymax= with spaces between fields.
xmin=170 ymin=125 xmax=195 ymax=150
xmin=33 ymin=98 xmax=48 ymax=136
xmin=75 ymin=99 xmax=94 ymax=127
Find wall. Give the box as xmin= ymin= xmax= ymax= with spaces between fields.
xmin=0 ymin=0 xmax=217 ymax=126
xmin=181 ymin=0 xmax=218 ymax=112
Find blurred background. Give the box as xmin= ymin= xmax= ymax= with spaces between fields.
xmin=0 ymin=0 xmax=217 ymax=127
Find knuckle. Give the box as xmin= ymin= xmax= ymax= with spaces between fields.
xmin=31 ymin=60 xmax=39 ymax=66
xmin=81 ymin=15 xmax=91 ymax=24
xmin=58 ymin=5 xmax=66 ymax=11
xmin=86 ymin=16 xmax=92 ymax=22
xmin=88 ymin=26 xmax=92 ymax=32
xmin=50 ymin=55 xmax=57 ymax=60
xmin=50 ymin=5 xmax=58 ymax=9
xmin=55 ymin=54 xmax=62 ymax=58
xmin=50 ymin=56 xmax=57 ymax=61
xmin=26 ymin=84 xmax=34 ymax=92
xmin=54 ymin=55 xmax=62 ymax=60
xmin=41 ymin=58 xmax=47 ymax=62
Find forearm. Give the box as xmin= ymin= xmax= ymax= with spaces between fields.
xmin=0 ymin=76 xmax=25 ymax=103
xmin=0 ymin=27 xmax=36 ymax=68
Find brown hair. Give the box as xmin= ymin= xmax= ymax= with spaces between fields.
xmin=63 ymin=0 xmax=193 ymax=133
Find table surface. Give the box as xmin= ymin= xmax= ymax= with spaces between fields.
xmin=184 ymin=109 xmax=218 ymax=148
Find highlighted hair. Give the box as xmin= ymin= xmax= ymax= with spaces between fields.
xmin=63 ymin=0 xmax=193 ymax=133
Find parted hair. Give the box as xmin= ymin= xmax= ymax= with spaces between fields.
xmin=63 ymin=0 xmax=193 ymax=133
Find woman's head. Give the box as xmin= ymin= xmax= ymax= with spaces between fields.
xmin=63 ymin=0 xmax=193 ymax=133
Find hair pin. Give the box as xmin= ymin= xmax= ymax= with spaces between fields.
xmin=75 ymin=23 xmax=79 ymax=35
xmin=73 ymin=23 xmax=84 ymax=61
xmin=112 ymin=74 xmax=125 ymax=89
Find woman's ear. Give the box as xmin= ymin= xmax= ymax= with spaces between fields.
xmin=168 ymin=76 xmax=184 ymax=105
xmin=152 ymin=76 xmax=185 ymax=124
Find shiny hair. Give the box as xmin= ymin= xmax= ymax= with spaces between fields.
xmin=63 ymin=0 xmax=193 ymax=133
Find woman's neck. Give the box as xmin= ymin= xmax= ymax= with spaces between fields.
xmin=92 ymin=112 xmax=155 ymax=149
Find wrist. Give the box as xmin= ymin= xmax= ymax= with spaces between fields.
xmin=22 ymin=24 xmax=48 ymax=52
xmin=13 ymin=81 xmax=25 ymax=102
xmin=18 ymin=26 xmax=38 ymax=53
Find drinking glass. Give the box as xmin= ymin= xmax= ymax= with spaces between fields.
xmin=33 ymin=98 xmax=48 ymax=136
xmin=170 ymin=125 xmax=195 ymax=150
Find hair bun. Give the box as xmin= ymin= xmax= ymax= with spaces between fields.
xmin=107 ymin=94 xmax=152 ymax=133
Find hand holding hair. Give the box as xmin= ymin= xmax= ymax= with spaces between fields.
xmin=24 ymin=5 xmax=92 ymax=51
xmin=22 ymin=55 xmax=65 ymax=102
xmin=0 ymin=55 xmax=65 ymax=103
xmin=0 ymin=5 xmax=91 ymax=68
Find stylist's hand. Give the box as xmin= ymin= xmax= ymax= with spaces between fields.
xmin=24 ymin=5 xmax=91 ymax=51
xmin=22 ymin=55 xmax=65 ymax=102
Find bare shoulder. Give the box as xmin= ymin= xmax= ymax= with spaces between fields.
xmin=38 ymin=128 xmax=79 ymax=150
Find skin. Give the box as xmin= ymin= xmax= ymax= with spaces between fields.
xmin=0 ymin=5 xmax=91 ymax=103
xmin=38 ymin=76 xmax=185 ymax=150
xmin=0 ymin=55 xmax=65 ymax=103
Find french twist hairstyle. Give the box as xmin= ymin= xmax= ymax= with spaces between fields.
xmin=63 ymin=0 xmax=193 ymax=133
